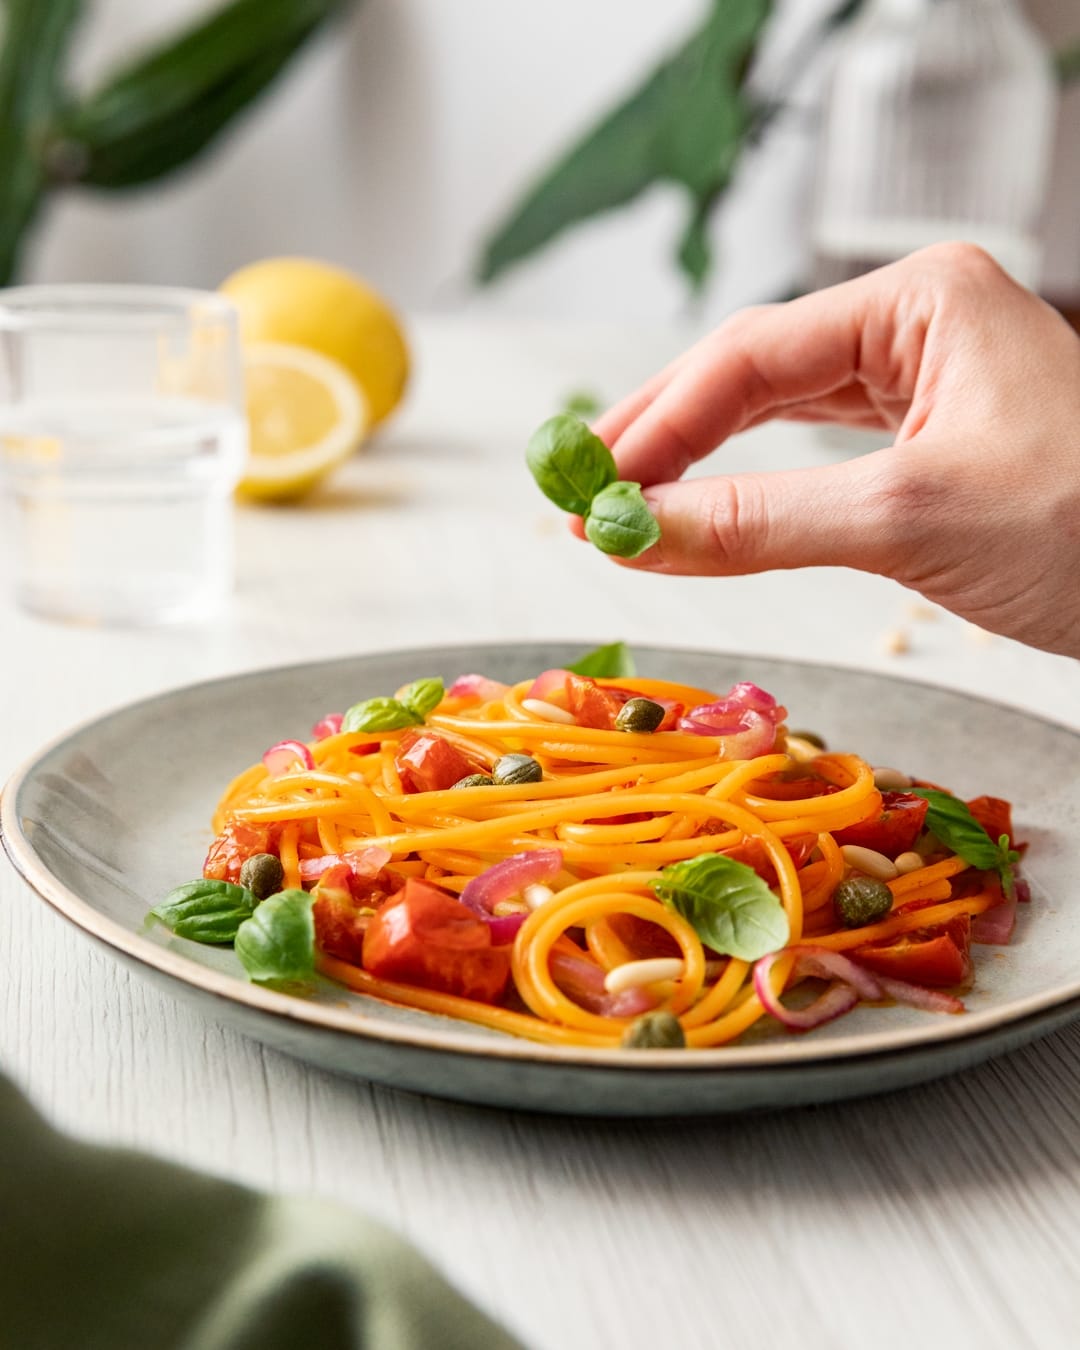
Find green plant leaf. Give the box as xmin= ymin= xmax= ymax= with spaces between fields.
xmin=477 ymin=0 xmax=772 ymax=288
xmin=52 ymin=0 xmax=354 ymax=189
xmin=652 ymin=852 xmax=789 ymax=961
xmin=561 ymin=390 xmax=603 ymax=418
xmin=234 ymin=888 xmax=315 ymax=983
xmin=342 ymin=697 xmax=422 ymax=733
xmin=910 ymin=789 xmax=1020 ymax=896
xmin=584 ymin=481 xmax=662 ymax=558
xmin=1057 ymin=41 xmax=1080 ymax=85
xmin=152 ymin=878 xmax=257 ymax=944
xmin=0 ymin=0 xmax=83 ymax=282
xmin=526 ymin=413 xmax=618 ymax=517
xmin=398 ymin=677 xmax=445 ymax=720
xmin=565 ymin=641 xmax=636 ymax=679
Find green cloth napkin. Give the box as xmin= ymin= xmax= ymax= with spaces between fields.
xmin=0 ymin=1073 xmax=523 ymax=1350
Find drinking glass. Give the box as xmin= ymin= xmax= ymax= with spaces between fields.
xmin=0 ymin=285 xmax=247 ymax=625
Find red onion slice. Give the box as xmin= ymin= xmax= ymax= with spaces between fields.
xmin=487 ymin=912 xmax=528 ymax=946
xmin=310 ymin=713 xmax=344 ymax=740
xmin=972 ymin=887 xmax=1018 ymax=945
xmin=460 ymin=849 xmax=563 ymax=918
xmin=678 ymin=706 xmax=777 ymax=757
xmin=299 ymin=846 xmax=393 ymax=883
xmin=446 ymin=673 xmax=510 ymax=701
xmin=262 ymin=739 xmax=316 ymax=775
xmin=753 ymin=951 xmax=860 ymax=1031
xmin=875 ymin=975 xmax=965 ymax=1014
xmin=526 ymin=668 xmax=573 ymax=701
xmin=549 ymin=948 xmax=657 ymax=1017
xmin=790 ymin=946 xmax=884 ymax=1001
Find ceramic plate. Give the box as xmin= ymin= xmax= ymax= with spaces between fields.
xmin=3 ymin=643 xmax=1079 ymax=1116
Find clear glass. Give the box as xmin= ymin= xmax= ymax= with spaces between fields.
xmin=811 ymin=0 xmax=1057 ymax=289
xmin=0 ymin=285 xmax=246 ymax=626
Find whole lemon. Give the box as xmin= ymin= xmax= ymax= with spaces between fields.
xmin=220 ymin=257 xmax=409 ymax=427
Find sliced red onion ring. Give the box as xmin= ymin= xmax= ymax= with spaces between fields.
xmin=310 ymin=713 xmax=344 ymax=740
xmin=549 ymin=948 xmax=657 ymax=1017
xmin=460 ymin=849 xmax=563 ymax=917
xmin=262 ymin=739 xmax=315 ymax=775
xmin=875 ymin=975 xmax=965 ymax=1014
xmin=1015 ymin=877 xmax=1032 ymax=904
xmin=446 ymin=673 xmax=510 ymax=701
xmin=526 ymin=668 xmax=573 ymax=701
xmin=728 ymin=682 xmax=779 ymax=715
xmin=753 ymin=951 xmax=860 ymax=1031
xmin=487 ymin=912 xmax=528 ymax=945
xmin=972 ymin=888 xmax=1017 ymax=945
xmin=679 ymin=706 xmax=777 ymax=757
xmin=790 ymin=947 xmax=884 ymax=1001
xmin=299 ymin=846 xmax=393 ymax=882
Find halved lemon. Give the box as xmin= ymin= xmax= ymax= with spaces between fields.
xmin=237 ymin=342 xmax=369 ymax=501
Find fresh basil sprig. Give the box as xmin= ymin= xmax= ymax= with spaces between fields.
xmin=398 ymin=677 xmax=444 ymax=719
xmin=526 ymin=413 xmax=661 ymax=559
xmin=651 ymin=853 xmax=789 ymax=961
xmin=342 ymin=696 xmax=421 ymax=733
xmin=152 ymin=879 xmax=257 ymax=944
xmin=234 ymin=888 xmax=316 ymax=984
xmin=565 ymin=641 xmax=636 ymax=679
xmin=911 ymin=789 xmax=1020 ymax=896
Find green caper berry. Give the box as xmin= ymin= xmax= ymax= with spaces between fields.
xmin=788 ymin=729 xmax=827 ymax=749
xmin=238 ymin=853 xmax=284 ymax=902
xmin=451 ymin=773 xmax=496 ymax=789
xmin=614 ymin=697 xmax=666 ymax=734
xmin=621 ymin=1011 xmax=686 ymax=1050
xmin=833 ymin=876 xmax=894 ymax=929
xmin=492 ymin=753 xmax=543 ymax=786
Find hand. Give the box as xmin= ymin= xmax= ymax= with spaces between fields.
xmin=583 ymin=243 xmax=1080 ymax=659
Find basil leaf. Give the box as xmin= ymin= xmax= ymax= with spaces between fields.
xmin=584 ymin=481 xmax=662 ymax=558
xmin=398 ymin=677 xmax=444 ymax=720
xmin=342 ymin=697 xmax=422 ymax=733
xmin=562 ymin=390 xmax=602 ymax=418
xmin=152 ymin=879 xmax=257 ymax=944
xmin=651 ymin=853 xmax=789 ymax=962
xmin=911 ymin=788 xmax=1020 ymax=894
xmin=234 ymin=888 xmax=315 ymax=983
xmin=526 ymin=413 xmax=617 ymax=516
xmin=566 ymin=641 xmax=636 ymax=679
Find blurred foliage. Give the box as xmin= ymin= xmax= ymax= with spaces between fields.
xmin=478 ymin=0 xmax=1080 ymax=295
xmin=0 ymin=0 xmax=356 ymax=283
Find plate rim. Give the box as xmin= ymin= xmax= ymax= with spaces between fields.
xmin=3 ymin=639 xmax=1079 ymax=1074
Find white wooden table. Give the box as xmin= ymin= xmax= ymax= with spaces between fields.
xmin=2 ymin=318 xmax=1079 ymax=1350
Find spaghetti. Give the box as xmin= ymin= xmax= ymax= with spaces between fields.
xmin=185 ymin=662 xmax=1023 ymax=1049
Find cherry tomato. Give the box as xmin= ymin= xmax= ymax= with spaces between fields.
xmin=203 ymin=821 xmax=279 ymax=883
xmin=362 ymin=878 xmax=512 ymax=1003
xmin=833 ymin=791 xmax=929 ymax=858
xmin=566 ymin=675 xmax=624 ymax=730
xmin=313 ymin=862 xmax=403 ymax=965
xmin=394 ymin=730 xmax=485 ymax=793
xmin=966 ymin=795 xmax=1016 ymax=849
xmin=855 ymin=904 xmax=972 ymax=987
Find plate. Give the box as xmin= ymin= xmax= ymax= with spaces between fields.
xmin=3 ymin=642 xmax=1079 ymax=1116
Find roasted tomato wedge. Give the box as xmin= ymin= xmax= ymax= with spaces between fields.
xmin=566 ymin=675 xmax=624 ymax=730
xmin=362 ymin=878 xmax=511 ymax=1003
xmin=855 ymin=903 xmax=972 ymax=987
xmin=394 ymin=730 xmax=485 ymax=793
xmin=313 ymin=862 xmax=403 ymax=965
xmin=965 ymin=795 xmax=1016 ymax=849
xmin=203 ymin=821 xmax=279 ymax=883
xmin=833 ymin=791 xmax=929 ymax=858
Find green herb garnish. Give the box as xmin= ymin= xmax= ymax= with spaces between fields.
xmin=565 ymin=641 xmax=636 ymax=679
xmin=398 ymin=677 xmax=444 ymax=720
xmin=651 ymin=853 xmax=789 ymax=961
xmin=234 ymin=888 xmax=316 ymax=984
xmin=152 ymin=879 xmax=257 ymax=944
xmin=911 ymin=788 xmax=1021 ymax=896
xmin=342 ymin=696 xmax=422 ymax=733
xmin=526 ymin=413 xmax=660 ymax=559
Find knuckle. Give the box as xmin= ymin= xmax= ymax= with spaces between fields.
xmin=918 ymin=240 xmax=1008 ymax=287
xmin=700 ymin=476 xmax=766 ymax=573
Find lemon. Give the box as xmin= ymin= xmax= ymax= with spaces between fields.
xmin=237 ymin=343 xmax=368 ymax=501
xmin=220 ymin=258 xmax=409 ymax=427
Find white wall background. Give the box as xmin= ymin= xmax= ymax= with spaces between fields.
xmin=26 ymin=0 xmax=1080 ymax=323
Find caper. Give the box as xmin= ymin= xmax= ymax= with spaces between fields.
xmin=614 ymin=697 xmax=666 ymax=734
xmin=238 ymin=852 xmax=284 ymax=902
xmin=833 ymin=876 xmax=894 ymax=928
xmin=621 ymin=1011 xmax=686 ymax=1049
xmin=492 ymin=753 xmax=543 ymax=786
xmin=788 ymin=729 xmax=827 ymax=749
xmin=451 ymin=773 xmax=495 ymax=789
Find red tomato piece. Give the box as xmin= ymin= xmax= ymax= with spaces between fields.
xmin=966 ymin=795 xmax=1016 ymax=849
xmin=313 ymin=862 xmax=404 ymax=965
xmin=855 ymin=908 xmax=972 ymax=987
xmin=598 ymin=685 xmax=683 ymax=731
xmin=723 ymin=833 xmax=816 ymax=886
xmin=833 ymin=791 xmax=929 ymax=858
xmin=203 ymin=821 xmax=279 ymax=883
xmin=394 ymin=730 xmax=485 ymax=793
xmin=362 ymin=878 xmax=512 ymax=1003
xmin=565 ymin=675 xmax=625 ymax=730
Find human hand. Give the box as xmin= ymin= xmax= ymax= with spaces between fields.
xmin=582 ymin=244 xmax=1080 ymax=659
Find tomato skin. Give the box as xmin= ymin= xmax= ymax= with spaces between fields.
xmin=313 ymin=862 xmax=403 ymax=965
xmin=566 ymin=675 xmax=624 ymax=730
xmin=723 ymin=833 xmax=816 ymax=886
xmin=394 ymin=730 xmax=485 ymax=793
xmin=203 ymin=821 xmax=279 ymax=883
xmin=855 ymin=909 xmax=972 ymax=987
xmin=833 ymin=791 xmax=929 ymax=858
xmin=966 ymin=795 xmax=1015 ymax=849
xmin=362 ymin=879 xmax=511 ymax=1003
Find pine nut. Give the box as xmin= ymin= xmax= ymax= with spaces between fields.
xmin=840 ymin=844 xmax=899 ymax=880
xmin=894 ymin=851 xmax=924 ymax=874
xmin=522 ymin=883 xmax=555 ymax=911
xmin=521 ymin=698 xmax=576 ymax=724
xmin=872 ymin=766 xmax=912 ymax=790
xmin=603 ymin=957 xmax=685 ymax=995
xmin=493 ymin=900 xmax=527 ymax=917
xmin=785 ymin=736 xmax=821 ymax=764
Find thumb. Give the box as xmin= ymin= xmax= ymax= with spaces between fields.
xmin=608 ymin=453 xmax=905 ymax=577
